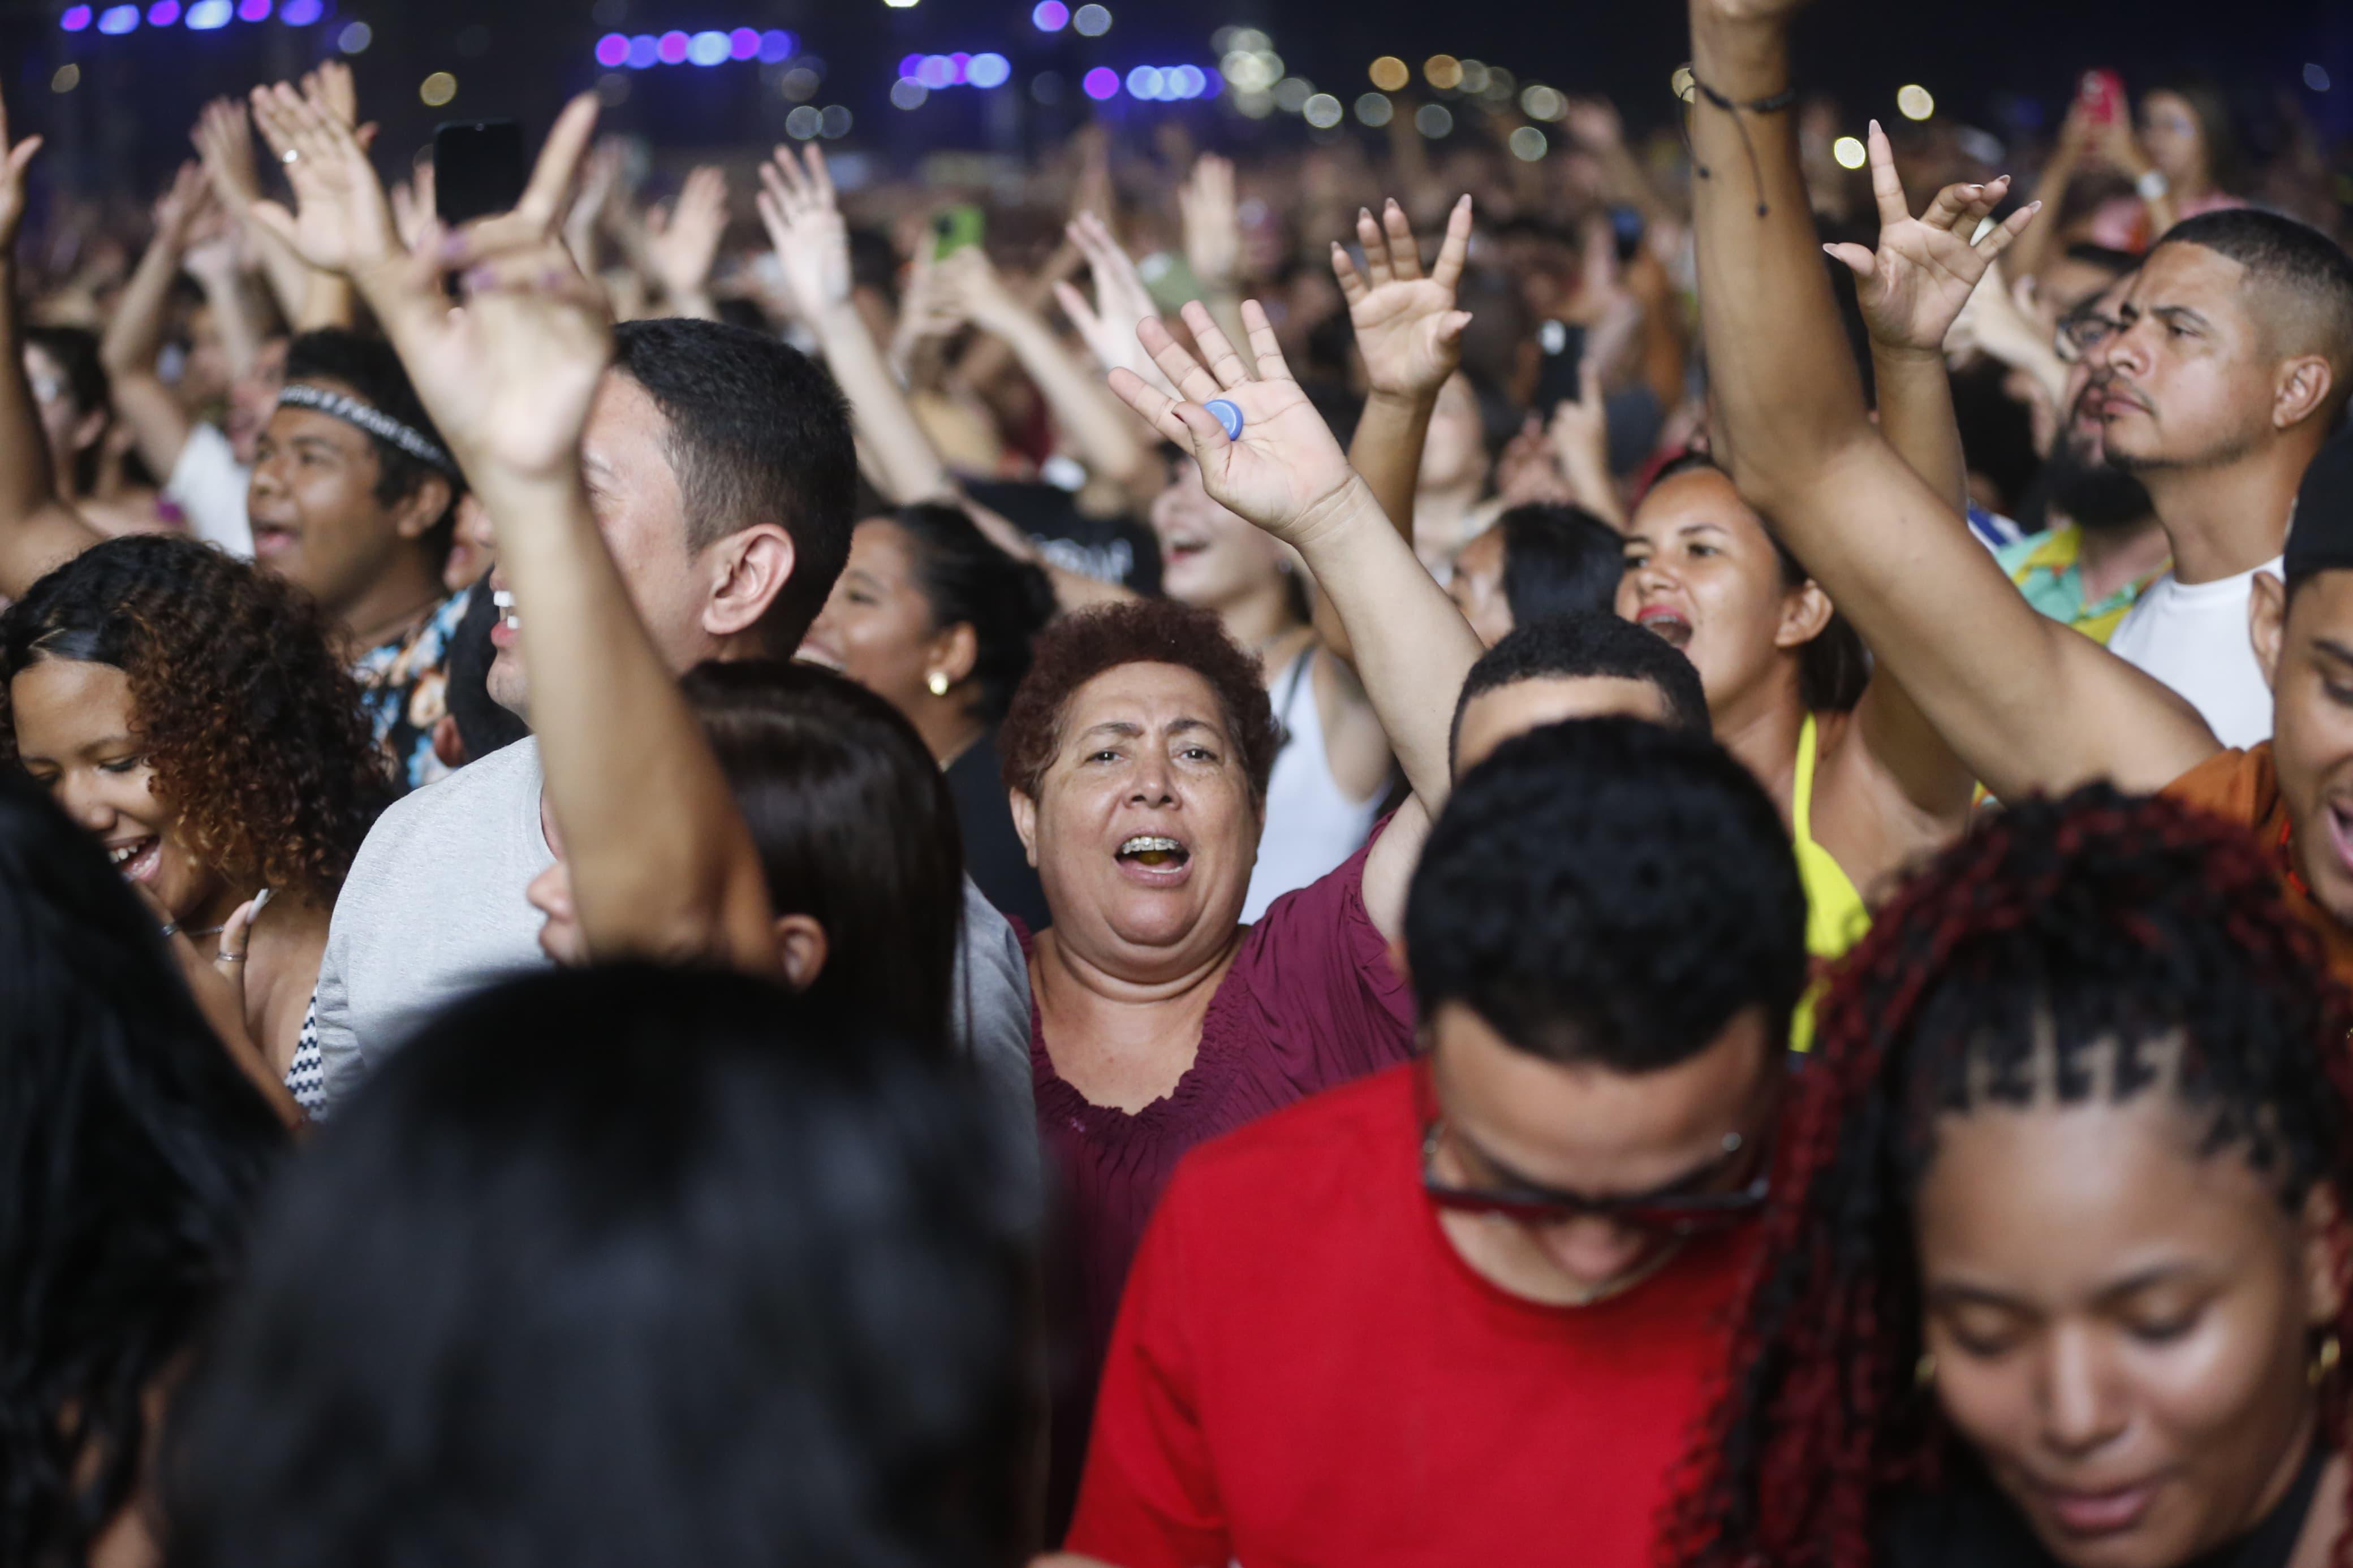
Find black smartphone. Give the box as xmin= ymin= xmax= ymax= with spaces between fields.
xmin=1533 ymin=318 xmax=1588 ymax=418
xmin=433 ymin=119 xmax=527 ymax=226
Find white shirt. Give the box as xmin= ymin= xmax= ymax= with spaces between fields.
xmin=2105 ymin=555 xmax=2281 ymax=749
xmin=1242 ymin=650 xmax=1384 ymax=924
xmin=165 ymin=421 xmax=252 ymax=557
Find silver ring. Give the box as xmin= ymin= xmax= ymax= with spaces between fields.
xmin=217 ymin=951 xmax=247 ymax=964
xmin=281 ymin=148 xmax=300 ymax=165
xmin=158 ymin=922 xmax=179 ymax=938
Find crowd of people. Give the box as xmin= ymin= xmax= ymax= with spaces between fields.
xmin=6 ymin=2 xmax=2353 ymax=1563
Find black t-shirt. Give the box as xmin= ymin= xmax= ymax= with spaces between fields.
xmin=962 ymin=478 xmax=1161 ymax=597
xmin=947 ymin=727 xmax=1050 ymax=934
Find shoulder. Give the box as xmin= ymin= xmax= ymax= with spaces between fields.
xmin=348 ymin=737 xmax=541 ymax=872
xmin=2162 ymin=743 xmax=2274 ymax=827
xmin=1165 ymin=1062 xmax=1415 ymax=1217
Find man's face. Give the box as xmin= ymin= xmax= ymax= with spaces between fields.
xmin=486 ymin=371 xmax=710 ymax=718
xmin=245 ymin=381 xmax=418 ymax=621
xmin=1425 ymin=1003 xmax=1777 ymax=1306
xmin=2051 ymin=280 xmax=2158 ymax=533
xmin=2092 ymin=244 xmax=2278 ymax=476
xmin=2266 ymin=574 xmax=2353 ymax=927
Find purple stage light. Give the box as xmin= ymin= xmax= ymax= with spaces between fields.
xmin=595 ymin=33 xmax=629 ymax=67
xmin=949 ymin=51 xmax=970 ymax=84
xmin=60 ymin=4 xmax=92 ymax=29
xmin=968 ymin=52 xmax=1011 ymax=88
xmin=728 ymin=27 xmax=760 ymax=59
xmin=96 ymin=3 xmax=139 ymax=32
xmin=625 ymin=33 xmax=658 ymax=67
xmin=235 ymin=0 xmax=269 ymax=20
xmin=279 ymin=0 xmax=320 ymax=20
xmin=899 ymin=53 xmax=923 ymax=79
xmin=1032 ymin=0 xmax=1068 ymax=29
xmin=758 ymin=29 xmax=794 ymax=63
xmin=656 ymin=29 xmax=688 ymax=63
xmin=146 ymin=0 xmax=179 ymax=23
xmin=916 ymin=54 xmax=954 ymax=89
xmin=1082 ymin=66 xmax=1118 ymax=100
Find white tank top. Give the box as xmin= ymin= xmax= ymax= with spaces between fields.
xmin=1242 ymin=649 xmax=1385 ymax=924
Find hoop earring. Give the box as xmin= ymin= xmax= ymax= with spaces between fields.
xmin=926 ymin=671 xmax=951 ymax=697
xmin=2312 ymin=1333 xmax=2341 ymax=1388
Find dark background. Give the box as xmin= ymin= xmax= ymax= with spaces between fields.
xmin=2 ymin=0 xmax=2346 ymax=203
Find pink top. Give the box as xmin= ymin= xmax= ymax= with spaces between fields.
xmin=2088 ymin=188 xmax=2244 ymax=252
xmin=1023 ymin=824 xmax=1417 ymax=1531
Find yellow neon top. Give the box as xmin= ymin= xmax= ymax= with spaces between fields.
xmin=1790 ymin=712 xmax=1869 ymax=1050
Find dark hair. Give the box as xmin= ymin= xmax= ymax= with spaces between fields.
xmin=0 ymin=770 xmax=286 ymax=1567
xmin=1644 ymin=451 xmax=1872 ymax=713
xmin=610 ymin=319 xmax=857 ymax=653
xmin=0 ymin=535 xmax=394 ymax=899
xmin=882 ymin=504 xmax=1057 ymax=727
xmin=1451 ymin=610 xmax=1710 ymax=768
xmin=2158 ymin=208 xmax=2353 ymax=429
xmin=998 ymin=597 xmax=1281 ymax=804
xmin=2061 ymin=241 xmax=2141 ymax=277
xmin=1491 ymin=503 xmax=1628 ymax=630
xmin=166 ymin=966 xmax=1037 ymax=1568
xmin=283 ymin=329 xmax=462 ymax=563
xmin=1669 ymin=785 xmax=2353 ymax=1568
xmin=445 ymin=573 xmax=532 ymax=763
xmin=24 ymin=325 xmax=111 ymax=493
xmin=680 ymin=660 xmax=964 ymax=1049
xmin=1408 ymin=717 xmax=1808 ymax=1069
xmin=2144 ymin=76 xmax=2244 ymax=193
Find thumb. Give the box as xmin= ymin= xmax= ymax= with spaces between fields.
xmin=1434 ymin=308 xmax=1473 ymax=344
xmin=1170 ymin=399 xmax=1232 ymax=454
xmin=1822 ymin=241 xmax=1876 ymax=279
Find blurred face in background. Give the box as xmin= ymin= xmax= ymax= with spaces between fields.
xmin=1150 ymin=458 xmax=1290 ymax=615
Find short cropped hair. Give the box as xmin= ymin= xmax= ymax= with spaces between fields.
xmin=2160 ymin=208 xmax=2353 ymax=429
xmin=610 ymin=319 xmax=858 ymax=653
xmin=1451 ymin=610 xmax=1710 ymax=769
xmin=1490 ymin=503 xmax=1626 ymax=630
xmin=998 ymin=598 xmax=1281 ymax=804
xmin=1407 ymin=717 xmax=1809 ymax=1070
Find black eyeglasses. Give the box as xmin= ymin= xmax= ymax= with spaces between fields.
xmin=1421 ymin=1120 xmax=1769 ymax=1238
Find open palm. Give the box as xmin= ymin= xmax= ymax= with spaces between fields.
xmin=754 ymin=144 xmax=850 ymax=322
xmin=1108 ymin=300 xmax=1358 ymax=549
xmin=247 ymin=81 xmax=396 ymax=275
xmin=1334 ymin=195 xmax=1473 ymax=399
xmin=1825 ymin=120 xmax=2040 ymax=356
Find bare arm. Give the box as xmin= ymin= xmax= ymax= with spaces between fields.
xmin=1330 ymin=196 xmax=1473 ymax=661
xmin=99 ymin=163 xmax=210 ymax=483
xmin=0 ymin=95 xmax=100 ymax=597
xmin=1110 ymin=300 xmax=1484 ymax=941
xmin=757 ymin=146 xmax=956 ymax=506
xmin=1685 ymin=0 xmax=2216 ymax=801
xmin=938 ymin=246 xmax=1149 ymax=488
xmin=186 ymin=233 xmax=263 ymax=379
xmin=306 ymin=94 xmax=778 ymax=971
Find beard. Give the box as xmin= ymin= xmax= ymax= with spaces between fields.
xmin=2045 ymin=430 xmax=2156 ymax=534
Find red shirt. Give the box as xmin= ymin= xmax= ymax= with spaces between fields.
xmin=1067 ymin=1059 xmax=1751 ymax=1568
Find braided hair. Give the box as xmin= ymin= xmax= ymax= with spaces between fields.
xmin=1667 ymin=784 xmax=2353 ymax=1568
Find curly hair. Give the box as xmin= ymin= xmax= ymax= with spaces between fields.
xmin=998 ymin=597 xmax=1281 ymax=803
xmin=1666 ymin=785 xmax=2353 ymax=1568
xmin=0 ymin=535 xmax=394 ymax=900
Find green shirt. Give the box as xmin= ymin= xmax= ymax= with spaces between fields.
xmin=1993 ymin=524 xmax=2164 ymax=645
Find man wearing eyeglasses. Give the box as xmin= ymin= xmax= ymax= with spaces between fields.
xmin=1065 ymin=717 xmax=1806 ymax=1568
xmin=1992 ymin=275 xmax=2171 ymax=646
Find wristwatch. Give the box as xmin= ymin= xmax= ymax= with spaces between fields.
xmin=2136 ymin=168 xmax=2172 ymax=202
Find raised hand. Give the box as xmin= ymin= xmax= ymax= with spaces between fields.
xmin=388 ymin=161 xmax=437 ymax=252
xmin=0 ymin=84 xmax=45 ymax=252
xmin=361 ymin=93 xmax=609 ymax=488
xmin=932 ymin=244 xmax=1024 ymax=334
xmin=1331 ymin=193 xmax=1473 ymax=401
xmin=1056 ymin=210 xmax=1179 ymax=398
xmin=190 ymin=97 xmax=261 ymax=210
xmin=1179 ymin=152 xmax=1240 ymax=293
xmin=1822 ymin=119 xmax=2040 ymax=357
xmin=1107 ymin=299 xmax=1360 ymax=548
xmin=644 ymin=163 xmax=729 ymax=305
xmin=152 ymin=159 xmax=216 ymax=251
xmin=247 ymin=81 xmax=399 ymax=274
xmin=753 ymin=143 xmax=850 ymax=322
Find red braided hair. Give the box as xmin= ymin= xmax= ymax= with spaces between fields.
xmin=1665 ymin=785 xmax=2353 ymax=1568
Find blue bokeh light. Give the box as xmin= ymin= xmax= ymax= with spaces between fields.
xmin=757 ymin=29 xmax=794 ymax=63
xmin=185 ymin=0 xmax=231 ymax=27
xmin=727 ymin=27 xmax=760 ymax=59
xmin=146 ymin=0 xmax=179 ymax=23
xmin=656 ymin=29 xmax=688 ymax=63
xmin=687 ymin=29 xmax=730 ymax=65
xmin=625 ymin=33 xmax=658 ymax=67
xmin=1032 ymin=0 xmax=1068 ymax=29
xmin=279 ymin=0 xmax=321 ymax=20
xmin=60 ymin=4 xmax=92 ymax=30
xmin=96 ymin=3 xmax=139 ymax=32
xmin=968 ymin=52 xmax=1011 ymax=89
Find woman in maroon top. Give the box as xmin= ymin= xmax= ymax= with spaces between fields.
xmin=1002 ymin=296 xmax=1486 ymax=1522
